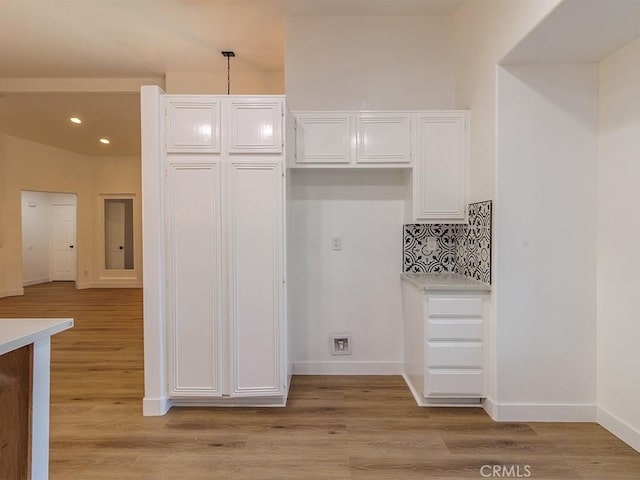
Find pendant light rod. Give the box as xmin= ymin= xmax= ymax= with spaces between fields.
xmin=221 ymin=51 xmax=235 ymax=95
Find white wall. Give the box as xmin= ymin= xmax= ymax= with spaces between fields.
xmin=454 ymin=0 xmax=563 ymax=202
xmin=286 ymin=15 xmax=455 ymax=111
xmin=21 ymin=191 xmax=51 ymax=286
xmin=495 ymin=63 xmax=598 ymax=419
xmin=597 ymin=36 xmax=640 ymax=451
xmin=0 ymin=133 xmax=142 ymax=295
xmin=285 ymin=14 xmax=455 ymax=372
xmin=0 ymin=134 xmax=5 ymax=296
xmin=290 ymin=170 xmax=405 ymax=373
xmin=90 ymin=156 xmax=143 ymax=288
xmin=165 ymin=72 xmax=283 ymax=95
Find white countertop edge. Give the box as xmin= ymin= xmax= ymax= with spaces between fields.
xmin=0 ymin=318 xmax=74 ymax=356
xmin=401 ymin=273 xmax=492 ymax=292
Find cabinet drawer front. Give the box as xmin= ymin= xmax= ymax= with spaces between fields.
xmin=427 ymin=342 xmax=483 ymax=368
xmin=428 ymin=297 xmax=483 ymax=317
xmin=428 ymin=320 xmax=483 ymax=341
xmin=425 ymin=369 xmax=484 ymax=397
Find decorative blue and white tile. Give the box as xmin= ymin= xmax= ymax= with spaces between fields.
xmin=404 ymin=200 xmax=492 ymax=284
xmin=403 ymin=224 xmax=459 ymax=273
xmin=455 ymin=200 xmax=492 ymax=284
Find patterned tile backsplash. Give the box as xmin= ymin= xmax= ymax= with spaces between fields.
xmin=403 ymin=200 xmax=492 ymax=284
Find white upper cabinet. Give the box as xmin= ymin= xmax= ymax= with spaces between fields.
xmin=165 ymin=96 xmax=284 ymax=154
xmin=295 ymin=113 xmax=353 ymax=164
xmin=228 ymin=99 xmax=283 ymax=154
xmin=356 ymin=113 xmax=411 ymax=164
xmin=292 ymin=109 xmax=470 ymax=223
xmin=166 ymin=97 xmax=221 ymax=153
xmin=293 ymin=112 xmax=410 ymax=167
xmin=410 ymin=112 xmax=469 ymax=223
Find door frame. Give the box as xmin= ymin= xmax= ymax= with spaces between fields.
xmin=49 ymin=203 xmax=77 ymax=282
xmin=97 ymin=193 xmax=141 ymax=285
xmin=20 ymin=190 xmax=78 ymax=287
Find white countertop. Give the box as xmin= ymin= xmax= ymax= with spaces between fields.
xmin=0 ymin=318 xmax=74 ymax=356
xmin=401 ymin=273 xmax=492 ymax=292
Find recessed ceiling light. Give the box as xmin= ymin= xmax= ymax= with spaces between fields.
xmin=70 ymin=117 xmax=82 ymax=124
xmin=99 ymin=138 xmax=110 ymax=144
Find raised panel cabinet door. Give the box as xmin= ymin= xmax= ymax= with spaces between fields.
xmin=414 ymin=114 xmax=468 ymax=222
xmin=227 ymin=161 xmax=284 ymax=396
xmin=166 ymin=97 xmax=221 ymax=153
xmin=166 ymin=160 xmax=223 ymax=397
xmin=295 ymin=113 xmax=352 ymax=164
xmin=228 ymin=99 xmax=283 ymax=153
xmin=356 ymin=114 xmax=411 ymax=164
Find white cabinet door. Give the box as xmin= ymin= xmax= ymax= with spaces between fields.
xmin=295 ymin=113 xmax=352 ymax=164
xmin=227 ymin=160 xmax=284 ymax=397
xmin=228 ymin=99 xmax=283 ymax=153
xmin=166 ymin=159 xmax=223 ymax=397
xmin=166 ymin=97 xmax=221 ymax=153
xmin=356 ymin=113 xmax=411 ymax=164
xmin=413 ymin=113 xmax=468 ymax=222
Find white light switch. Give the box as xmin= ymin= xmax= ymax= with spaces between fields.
xmin=426 ymin=237 xmax=438 ymax=252
xmin=332 ymin=236 xmax=342 ymax=251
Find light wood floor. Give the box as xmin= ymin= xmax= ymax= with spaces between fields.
xmin=1 ymin=283 xmax=639 ymax=479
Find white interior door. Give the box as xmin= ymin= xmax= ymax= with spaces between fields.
xmin=50 ymin=204 xmax=76 ymax=281
xmin=105 ymin=201 xmax=126 ymax=269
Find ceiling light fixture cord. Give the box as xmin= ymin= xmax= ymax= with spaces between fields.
xmin=221 ymin=51 xmax=235 ymax=95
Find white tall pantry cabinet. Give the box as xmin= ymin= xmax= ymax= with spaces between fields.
xmin=141 ymin=87 xmax=291 ymax=415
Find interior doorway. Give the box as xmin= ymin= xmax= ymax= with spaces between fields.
xmin=104 ymin=198 xmax=134 ymax=270
xmin=21 ymin=191 xmax=77 ymax=286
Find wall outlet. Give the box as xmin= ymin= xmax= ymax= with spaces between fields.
xmin=331 ymin=334 xmax=352 ymax=355
xmin=331 ymin=236 xmax=342 ymax=251
xmin=84 ymin=270 xmax=89 ymax=277
xmin=426 ymin=236 xmax=438 ymax=252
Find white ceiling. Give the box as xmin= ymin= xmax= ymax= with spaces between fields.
xmin=3 ymin=0 xmax=640 ymax=157
xmin=0 ymin=93 xmax=141 ymax=157
xmin=502 ymin=0 xmax=640 ymax=64
xmin=0 ymin=0 xmax=464 ymax=156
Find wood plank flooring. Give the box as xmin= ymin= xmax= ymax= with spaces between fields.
xmin=1 ymin=282 xmax=639 ymax=479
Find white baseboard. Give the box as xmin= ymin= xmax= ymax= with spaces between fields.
xmin=487 ymin=401 xmax=597 ymax=422
xmin=293 ymin=361 xmax=402 ymax=375
xmin=483 ymin=396 xmax=499 ymax=420
xmin=76 ymin=280 xmax=143 ymax=289
xmin=23 ymin=277 xmax=51 ymax=287
xmin=0 ymin=288 xmax=24 ymax=299
xmin=142 ymin=396 xmax=172 ymax=416
xmin=598 ymin=407 xmax=640 ymax=453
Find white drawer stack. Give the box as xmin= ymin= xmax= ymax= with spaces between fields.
xmin=425 ymin=296 xmax=485 ymax=397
